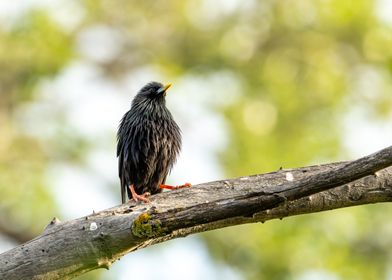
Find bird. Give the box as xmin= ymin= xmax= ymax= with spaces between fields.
xmin=117 ymin=82 xmax=190 ymax=203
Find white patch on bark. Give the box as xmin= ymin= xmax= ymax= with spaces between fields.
xmin=286 ymin=172 xmax=294 ymax=181
xmin=90 ymin=222 xmax=98 ymax=231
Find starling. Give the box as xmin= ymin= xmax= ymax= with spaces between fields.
xmin=117 ymin=82 xmax=190 ymax=203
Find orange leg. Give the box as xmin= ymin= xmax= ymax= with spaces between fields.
xmin=160 ymin=182 xmax=192 ymax=190
xmin=129 ymin=185 xmax=150 ymax=203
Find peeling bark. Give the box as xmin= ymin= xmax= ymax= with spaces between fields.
xmin=0 ymin=146 xmax=392 ymax=280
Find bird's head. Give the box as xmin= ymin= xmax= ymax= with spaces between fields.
xmin=137 ymin=81 xmax=172 ymax=100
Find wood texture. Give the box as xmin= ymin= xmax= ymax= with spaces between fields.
xmin=1 ymin=146 xmax=392 ymax=279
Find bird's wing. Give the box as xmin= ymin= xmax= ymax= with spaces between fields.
xmin=117 ymin=112 xmax=130 ymax=204
xmin=117 ymin=113 xmax=148 ymax=203
xmin=118 ymin=151 xmax=126 ymax=204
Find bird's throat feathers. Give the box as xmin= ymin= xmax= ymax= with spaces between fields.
xmin=131 ymin=94 xmax=169 ymax=119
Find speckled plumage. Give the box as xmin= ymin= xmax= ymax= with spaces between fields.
xmin=117 ymin=82 xmax=181 ymax=203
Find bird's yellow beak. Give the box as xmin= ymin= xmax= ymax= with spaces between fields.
xmin=163 ymin=83 xmax=172 ymax=92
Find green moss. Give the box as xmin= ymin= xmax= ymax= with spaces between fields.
xmin=132 ymin=213 xmax=163 ymax=238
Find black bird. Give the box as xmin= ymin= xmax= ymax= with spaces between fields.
xmin=117 ymin=82 xmax=190 ymax=203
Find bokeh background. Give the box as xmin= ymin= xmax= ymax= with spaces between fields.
xmin=1 ymin=0 xmax=392 ymax=279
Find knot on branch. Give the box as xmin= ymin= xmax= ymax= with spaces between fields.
xmin=43 ymin=217 xmax=62 ymax=233
xmin=97 ymin=258 xmax=112 ymax=270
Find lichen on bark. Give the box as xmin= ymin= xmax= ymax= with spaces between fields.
xmin=131 ymin=213 xmax=163 ymax=238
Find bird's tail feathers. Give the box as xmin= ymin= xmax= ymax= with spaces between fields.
xmin=121 ymin=182 xmax=126 ymax=204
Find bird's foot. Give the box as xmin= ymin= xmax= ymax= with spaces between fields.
xmin=132 ymin=192 xmax=151 ymax=203
xmin=160 ymin=182 xmax=192 ymax=190
xmin=129 ymin=185 xmax=150 ymax=203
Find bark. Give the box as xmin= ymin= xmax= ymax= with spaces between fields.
xmin=1 ymin=146 xmax=392 ymax=280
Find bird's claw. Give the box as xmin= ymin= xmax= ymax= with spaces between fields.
xmin=132 ymin=192 xmax=150 ymax=203
xmin=129 ymin=185 xmax=151 ymax=203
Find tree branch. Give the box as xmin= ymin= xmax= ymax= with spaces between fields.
xmin=1 ymin=146 xmax=392 ymax=279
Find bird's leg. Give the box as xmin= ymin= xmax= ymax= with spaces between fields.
xmin=160 ymin=182 xmax=192 ymax=190
xmin=129 ymin=185 xmax=150 ymax=203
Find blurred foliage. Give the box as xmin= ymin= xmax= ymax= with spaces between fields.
xmin=0 ymin=0 xmax=392 ymax=279
xmin=0 ymin=11 xmax=73 ymax=239
xmin=79 ymin=0 xmax=392 ymax=279
xmin=0 ymin=8 xmax=102 ymax=280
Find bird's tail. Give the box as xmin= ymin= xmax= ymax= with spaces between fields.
xmin=121 ymin=183 xmax=126 ymax=204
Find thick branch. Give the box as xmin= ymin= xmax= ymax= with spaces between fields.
xmin=1 ymin=146 xmax=392 ymax=280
